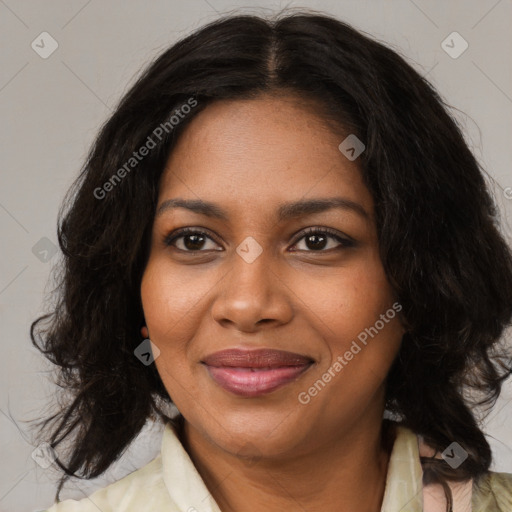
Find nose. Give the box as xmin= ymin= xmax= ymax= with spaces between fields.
xmin=210 ymin=249 xmax=294 ymax=333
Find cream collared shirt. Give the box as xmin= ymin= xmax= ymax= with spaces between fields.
xmin=44 ymin=422 xmax=512 ymax=512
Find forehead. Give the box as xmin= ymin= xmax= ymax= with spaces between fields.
xmin=158 ymin=94 xmax=373 ymax=218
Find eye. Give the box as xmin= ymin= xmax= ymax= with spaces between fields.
xmin=164 ymin=226 xmax=354 ymax=253
xmin=164 ymin=227 xmax=221 ymax=252
xmin=290 ymin=227 xmax=355 ymax=252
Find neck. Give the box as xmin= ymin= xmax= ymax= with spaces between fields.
xmin=178 ymin=414 xmax=396 ymax=512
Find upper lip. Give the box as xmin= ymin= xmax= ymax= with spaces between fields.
xmin=201 ymin=348 xmax=314 ymax=368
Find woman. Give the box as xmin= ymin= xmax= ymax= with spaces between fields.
xmin=33 ymin=10 xmax=512 ymax=512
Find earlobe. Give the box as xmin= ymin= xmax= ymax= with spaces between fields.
xmin=141 ymin=326 xmax=149 ymax=338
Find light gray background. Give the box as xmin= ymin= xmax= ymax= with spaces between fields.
xmin=1 ymin=1 xmax=511 ymax=511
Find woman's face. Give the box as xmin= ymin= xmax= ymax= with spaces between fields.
xmin=140 ymin=93 xmax=405 ymax=460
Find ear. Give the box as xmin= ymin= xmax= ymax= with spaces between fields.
xmin=141 ymin=326 xmax=149 ymax=339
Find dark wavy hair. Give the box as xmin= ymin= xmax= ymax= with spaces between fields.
xmin=31 ymin=9 xmax=512 ymax=510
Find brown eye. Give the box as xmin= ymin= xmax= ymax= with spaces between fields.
xmin=290 ymin=227 xmax=355 ymax=252
xmin=164 ymin=228 xmax=222 ymax=252
xmin=179 ymin=232 xmax=207 ymax=251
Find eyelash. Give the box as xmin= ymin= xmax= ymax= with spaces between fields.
xmin=163 ymin=227 xmax=355 ymax=253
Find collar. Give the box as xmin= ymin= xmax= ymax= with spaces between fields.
xmin=380 ymin=423 xmax=424 ymax=511
xmin=161 ymin=421 xmax=424 ymax=512
xmin=161 ymin=421 xmax=222 ymax=512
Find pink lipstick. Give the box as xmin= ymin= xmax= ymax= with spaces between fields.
xmin=202 ymin=348 xmax=314 ymax=397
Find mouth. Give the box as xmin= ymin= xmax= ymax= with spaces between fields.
xmin=201 ymin=348 xmax=315 ymax=397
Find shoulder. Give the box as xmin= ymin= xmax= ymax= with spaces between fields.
xmin=472 ymin=470 xmax=512 ymax=512
xmin=42 ymin=455 xmax=178 ymax=512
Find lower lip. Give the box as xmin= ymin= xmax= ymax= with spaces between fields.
xmin=204 ymin=364 xmax=312 ymax=397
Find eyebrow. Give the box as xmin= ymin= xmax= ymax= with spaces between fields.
xmin=155 ymin=197 xmax=369 ymax=221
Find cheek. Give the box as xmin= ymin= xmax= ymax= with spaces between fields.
xmin=140 ymin=258 xmax=219 ymax=395
xmin=140 ymin=257 xmax=213 ymax=338
xmin=140 ymin=261 xmax=192 ymax=381
xmin=298 ymin=254 xmax=396 ymax=343
xmin=298 ymin=252 xmax=403 ymax=389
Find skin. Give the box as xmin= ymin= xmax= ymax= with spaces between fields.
xmin=140 ymin=92 xmax=406 ymax=512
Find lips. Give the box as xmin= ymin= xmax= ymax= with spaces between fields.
xmin=202 ymin=348 xmax=313 ymax=368
xmin=201 ymin=348 xmax=314 ymax=397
